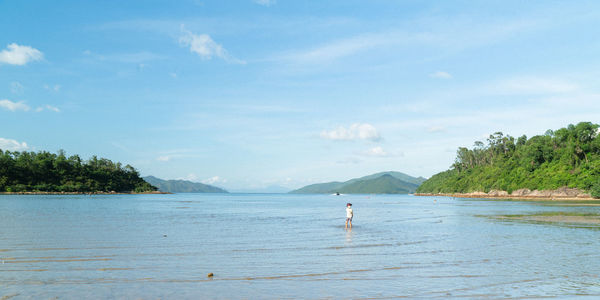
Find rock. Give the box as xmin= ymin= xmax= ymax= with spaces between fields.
xmin=511 ymin=188 xmax=531 ymax=196
xmin=488 ymin=190 xmax=508 ymax=196
xmin=470 ymin=191 xmax=487 ymax=196
xmin=528 ymin=190 xmax=552 ymax=197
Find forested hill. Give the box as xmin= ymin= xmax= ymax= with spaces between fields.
xmin=417 ymin=122 xmax=600 ymax=197
xmin=143 ymin=176 xmax=228 ymax=193
xmin=0 ymin=150 xmax=157 ymax=193
xmin=290 ymin=171 xmax=426 ymax=194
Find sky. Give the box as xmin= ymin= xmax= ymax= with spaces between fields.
xmin=2 ymin=0 xmax=600 ymax=191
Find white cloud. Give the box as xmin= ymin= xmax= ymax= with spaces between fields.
xmin=0 ymin=99 xmax=30 ymax=111
xmin=360 ymin=146 xmax=403 ymax=157
xmin=179 ymin=26 xmax=245 ymax=64
xmin=202 ymin=176 xmax=227 ymax=185
xmin=320 ymin=123 xmax=381 ymax=141
xmin=179 ymin=173 xmax=199 ymax=182
xmin=10 ymin=82 xmax=24 ymax=94
xmin=44 ymin=105 xmax=60 ymax=112
xmin=254 ymin=0 xmax=276 ymax=6
xmin=0 ymin=43 xmax=43 ymax=65
xmin=35 ymin=105 xmax=60 ymax=113
xmin=157 ymin=155 xmax=171 ymax=161
xmin=364 ymin=146 xmax=388 ymax=156
xmin=430 ymin=71 xmax=452 ymax=79
xmin=0 ymin=138 xmax=28 ymax=151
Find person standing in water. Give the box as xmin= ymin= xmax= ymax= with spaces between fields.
xmin=345 ymin=203 xmax=353 ymax=230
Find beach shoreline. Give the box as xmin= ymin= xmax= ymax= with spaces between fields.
xmin=415 ymin=192 xmax=595 ymax=201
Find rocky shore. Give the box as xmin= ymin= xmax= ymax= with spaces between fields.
xmin=416 ymin=187 xmax=594 ymax=200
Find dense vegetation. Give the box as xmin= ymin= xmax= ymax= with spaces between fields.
xmin=417 ymin=122 xmax=600 ymax=197
xmin=143 ymin=176 xmax=228 ymax=193
xmin=0 ymin=149 xmax=157 ymax=193
xmin=291 ymin=171 xmax=425 ymax=194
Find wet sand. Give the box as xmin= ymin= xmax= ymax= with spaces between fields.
xmin=492 ymin=213 xmax=600 ymax=225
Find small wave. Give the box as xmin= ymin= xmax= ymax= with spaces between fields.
xmin=326 ymin=243 xmax=393 ymax=250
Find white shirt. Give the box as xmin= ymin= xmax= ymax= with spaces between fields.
xmin=346 ymin=207 xmax=353 ymax=218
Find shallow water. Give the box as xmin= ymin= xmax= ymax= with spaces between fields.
xmin=2 ymin=194 xmax=600 ymax=299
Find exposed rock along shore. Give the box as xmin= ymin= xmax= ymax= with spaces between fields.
xmin=416 ymin=187 xmax=593 ymax=200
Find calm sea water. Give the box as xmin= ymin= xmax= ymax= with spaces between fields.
xmin=2 ymin=193 xmax=600 ymax=299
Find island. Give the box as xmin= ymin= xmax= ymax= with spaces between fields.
xmin=290 ymin=171 xmax=426 ymax=194
xmin=0 ymin=149 xmax=157 ymax=193
xmin=416 ymin=122 xmax=600 ymax=200
xmin=143 ymin=176 xmax=228 ymax=193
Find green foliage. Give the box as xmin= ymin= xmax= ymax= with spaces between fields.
xmin=591 ymin=183 xmax=600 ymax=199
xmin=0 ymin=149 xmax=156 ymax=193
xmin=417 ymin=122 xmax=600 ymax=195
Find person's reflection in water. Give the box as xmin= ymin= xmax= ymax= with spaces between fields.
xmin=345 ymin=227 xmax=353 ymax=244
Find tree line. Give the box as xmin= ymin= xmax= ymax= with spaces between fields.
xmin=0 ymin=149 xmax=157 ymax=193
xmin=417 ymin=122 xmax=600 ymax=197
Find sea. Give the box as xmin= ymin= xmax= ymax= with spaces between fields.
xmin=2 ymin=193 xmax=600 ymax=299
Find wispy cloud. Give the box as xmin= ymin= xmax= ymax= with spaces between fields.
xmin=336 ymin=157 xmax=362 ymax=165
xmin=178 ymin=173 xmax=199 ymax=182
xmin=489 ymin=76 xmax=579 ymax=95
xmin=202 ymin=176 xmax=227 ymax=185
xmin=0 ymin=99 xmax=30 ymax=112
xmin=179 ymin=25 xmax=245 ymax=64
xmin=321 ymin=123 xmax=381 ymax=142
xmin=82 ymin=50 xmax=166 ymax=64
xmin=275 ymin=15 xmax=541 ymax=66
xmin=0 ymin=137 xmax=28 ymax=151
xmin=0 ymin=43 xmax=43 ymax=65
xmin=360 ymin=146 xmax=403 ymax=157
xmin=1 ymin=99 xmax=60 ymax=113
xmin=429 ymin=71 xmax=452 ymax=79
xmin=157 ymin=155 xmax=172 ymax=162
xmin=35 ymin=105 xmax=60 ymax=113
xmin=363 ymin=146 xmax=388 ymax=157
xmin=280 ymin=32 xmax=394 ymax=64
xmin=156 ymin=148 xmax=200 ymax=162
xmin=254 ymin=0 xmax=276 ymax=6
xmin=43 ymin=84 xmax=61 ymax=92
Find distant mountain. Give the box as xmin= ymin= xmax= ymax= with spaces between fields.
xmin=143 ymin=176 xmax=228 ymax=193
xmin=290 ymin=171 xmax=426 ymax=194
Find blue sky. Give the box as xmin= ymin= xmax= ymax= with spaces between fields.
xmin=2 ymin=1 xmax=600 ymax=191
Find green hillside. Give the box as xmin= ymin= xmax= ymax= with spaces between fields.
xmin=417 ymin=122 xmax=600 ymax=198
xmin=337 ymin=174 xmax=418 ymax=194
xmin=290 ymin=181 xmax=346 ymax=194
xmin=290 ymin=171 xmax=423 ymax=194
xmin=143 ymin=176 xmax=228 ymax=193
xmin=0 ymin=149 xmax=156 ymax=193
